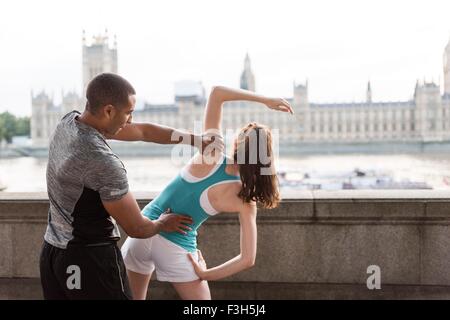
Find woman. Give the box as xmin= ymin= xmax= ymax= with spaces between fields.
xmin=121 ymin=86 xmax=293 ymax=299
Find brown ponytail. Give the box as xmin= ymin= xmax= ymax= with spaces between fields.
xmin=233 ymin=123 xmax=280 ymax=209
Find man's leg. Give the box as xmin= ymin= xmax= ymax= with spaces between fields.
xmin=39 ymin=241 xmax=68 ymax=300
xmin=60 ymin=243 xmax=133 ymax=300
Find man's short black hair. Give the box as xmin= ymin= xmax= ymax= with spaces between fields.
xmin=85 ymin=73 xmax=136 ymax=114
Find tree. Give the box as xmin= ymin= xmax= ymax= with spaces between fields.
xmin=15 ymin=117 xmax=31 ymax=137
xmin=0 ymin=112 xmax=31 ymax=144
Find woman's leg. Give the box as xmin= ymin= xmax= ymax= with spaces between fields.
xmin=127 ymin=269 xmax=152 ymax=300
xmin=171 ymin=280 xmax=211 ymax=300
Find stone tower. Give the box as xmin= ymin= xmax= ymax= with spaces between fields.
xmin=82 ymin=29 xmax=118 ymax=98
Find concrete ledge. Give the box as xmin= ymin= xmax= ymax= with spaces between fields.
xmin=1 ymin=191 xmax=450 ymax=299
xmin=2 ymin=191 xmax=450 ymax=225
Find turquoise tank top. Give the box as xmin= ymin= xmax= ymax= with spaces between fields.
xmin=142 ymin=154 xmax=240 ymax=252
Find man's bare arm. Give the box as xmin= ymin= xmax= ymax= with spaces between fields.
xmin=105 ymin=122 xmax=194 ymax=144
xmin=105 ymin=122 xmax=224 ymax=154
xmin=102 ymin=192 xmax=192 ymax=238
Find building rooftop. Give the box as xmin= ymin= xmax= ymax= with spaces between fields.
xmin=139 ymin=104 xmax=179 ymax=113
xmin=310 ymin=101 xmax=414 ymax=108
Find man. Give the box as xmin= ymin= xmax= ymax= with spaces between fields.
xmin=39 ymin=73 xmax=222 ymax=299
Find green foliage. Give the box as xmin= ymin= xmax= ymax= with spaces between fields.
xmin=0 ymin=112 xmax=30 ymax=143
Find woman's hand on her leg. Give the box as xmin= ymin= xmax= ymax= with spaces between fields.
xmin=188 ymin=250 xmax=208 ymax=280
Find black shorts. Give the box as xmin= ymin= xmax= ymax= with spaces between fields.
xmin=39 ymin=241 xmax=133 ymax=300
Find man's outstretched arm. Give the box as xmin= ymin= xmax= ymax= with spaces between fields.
xmin=105 ymin=122 xmax=224 ymax=153
xmin=105 ymin=122 xmax=193 ymax=145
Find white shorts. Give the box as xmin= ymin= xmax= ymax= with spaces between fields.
xmin=121 ymin=234 xmax=200 ymax=283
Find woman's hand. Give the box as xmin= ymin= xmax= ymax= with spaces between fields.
xmin=263 ymin=97 xmax=294 ymax=114
xmin=188 ymin=250 xmax=208 ymax=280
xmin=200 ymin=132 xmax=224 ymax=155
xmin=192 ymin=133 xmax=224 ymax=156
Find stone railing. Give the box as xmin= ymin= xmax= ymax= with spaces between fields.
xmin=1 ymin=190 xmax=450 ymax=299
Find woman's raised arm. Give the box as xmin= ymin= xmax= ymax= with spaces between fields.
xmin=203 ymin=86 xmax=294 ymax=133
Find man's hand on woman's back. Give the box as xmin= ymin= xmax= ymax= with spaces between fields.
xmin=103 ymin=192 xmax=193 ymax=238
xmin=157 ymin=208 xmax=193 ymax=235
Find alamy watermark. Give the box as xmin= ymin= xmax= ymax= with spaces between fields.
xmin=366 ymin=265 xmax=381 ymax=290
xmin=66 ymin=265 xmax=81 ymax=290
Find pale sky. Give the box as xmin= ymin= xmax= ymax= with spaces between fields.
xmin=1 ymin=0 xmax=450 ymax=116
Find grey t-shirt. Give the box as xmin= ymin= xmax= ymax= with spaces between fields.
xmin=44 ymin=111 xmax=129 ymax=249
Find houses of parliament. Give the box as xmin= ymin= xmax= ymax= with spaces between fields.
xmin=31 ymin=31 xmax=450 ymax=147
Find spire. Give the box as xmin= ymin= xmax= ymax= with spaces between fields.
xmin=244 ymin=52 xmax=251 ymax=70
xmin=445 ymin=35 xmax=450 ymax=95
xmin=414 ymin=79 xmax=420 ymax=98
xmin=366 ymin=80 xmax=372 ymax=103
xmin=240 ymin=53 xmax=255 ymax=91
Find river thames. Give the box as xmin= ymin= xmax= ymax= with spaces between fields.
xmin=2 ymin=153 xmax=450 ymax=192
